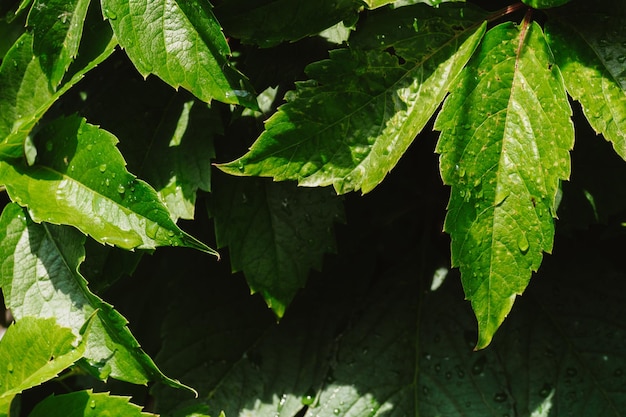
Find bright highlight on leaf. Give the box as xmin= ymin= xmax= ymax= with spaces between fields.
xmin=435 ymin=21 xmax=574 ymax=349
xmin=101 ymin=0 xmax=257 ymax=108
xmin=0 ymin=203 xmax=193 ymax=391
xmin=28 ymin=390 xmax=156 ymax=417
xmin=218 ymin=4 xmax=487 ymax=194
xmin=0 ymin=317 xmax=85 ymax=415
xmin=0 ymin=115 xmax=213 ymax=253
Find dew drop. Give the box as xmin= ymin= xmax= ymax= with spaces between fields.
xmin=493 ymin=392 xmax=507 ymax=403
xmin=103 ymin=8 xmax=117 ymax=20
xmin=86 ymin=144 xmax=93 ymax=151
xmin=99 ymin=164 xmax=107 ymax=173
xmin=333 ymin=408 xmax=341 ymax=415
xmin=146 ymin=222 xmax=159 ymax=239
xmin=237 ymin=160 xmax=245 ymax=172
xmin=7 ymin=363 xmax=13 ymax=373
xmin=517 ymin=233 xmax=529 ymax=253
xmin=89 ymin=399 xmax=96 ymax=409
xmin=105 ymin=178 xmax=110 ymax=187
xmin=471 ymin=356 xmax=486 ymax=375
xmin=117 ymin=184 xmax=125 ymax=194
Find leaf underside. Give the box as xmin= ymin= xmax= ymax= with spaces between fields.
xmin=219 ymin=4 xmax=487 ymax=194
xmin=435 ymin=22 xmax=574 ymax=348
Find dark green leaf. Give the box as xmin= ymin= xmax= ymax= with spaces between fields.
xmin=546 ymin=14 xmax=626 ymax=160
xmin=0 ymin=317 xmax=85 ymax=415
xmin=101 ymin=0 xmax=257 ymax=108
xmin=27 ymin=0 xmax=91 ymax=87
xmin=0 ymin=115 xmax=213 ymax=252
xmin=219 ymin=4 xmax=486 ymax=194
xmin=28 ymin=390 xmax=156 ymax=417
xmin=435 ymin=22 xmax=574 ymax=348
xmin=209 ymin=175 xmax=344 ymax=317
xmin=214 ymin=0 xmax=362 ymax=48
xmin=522 ymin=0 xmax=571 ymax=9
xmin=0 ymin=203 xmax=192 ymax=391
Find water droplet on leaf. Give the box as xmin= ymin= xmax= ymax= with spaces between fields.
xmin=99 ymin=164 xmax=107 ymax=173
xmin=517 ymin=233 xmax=529 ymax=253
xmin=117 ymin=184 xmax=125 ymax=194
xmin=89 ymin=400 xmax=96 ymax=409
xmin=493 ymin=392 xmax=507 ymax=403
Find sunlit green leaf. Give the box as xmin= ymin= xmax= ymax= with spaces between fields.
xmin=546 ymin=14 xmax=626 ymax=160
xmin=28 ymin=390 xmax=156 ymax=417
xmin=209 ymin=175 xmax=344 ymax=316
xmin=0 ymin=116 xmax=212 ymax=252
xmin=0 ymin=317 xmax=85 ymax=417
xmin=0 ymin=203 xmax=193 ymax=391
xmin=101 ymin=0 xmax=257 ymax=108
xmin=219 ymin=4 xmax=486 ymax=194
xmin=27 ymin=0 xmax=91 ymax=87
xmin=435 ymin=22 xmax=574 ymax=348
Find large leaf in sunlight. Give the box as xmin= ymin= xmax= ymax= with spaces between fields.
xmin=218 ymin=4 xmax=486 ymax=194
xmin=435 ymin=22 xmax=574 ymax=348
xmin=209 ymin=175 xmax=344 ymax=317
xmin=546 ymin=14 xmax=626 ymax=160
xmin=0 ymin=203 xmax=193 ymax=391
xmin=0 ymin=317 xmax=85 ymax=416
xmin=101 ymin=0 xmax=256 ymax=108
xmin=0 ymin=116 xmax=212 ymax=253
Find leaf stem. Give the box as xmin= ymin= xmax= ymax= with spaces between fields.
xmin=515 ymin=8 xmax=534 ymax=70
xmin=486 ymin=2 xmax=527 ymax=25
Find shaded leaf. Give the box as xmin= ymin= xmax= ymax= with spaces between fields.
xmin=0 ymin=7 xmax=116 ymax=160
xmin=0 ymin=203 xmax=192 ymax=391
xmin=435 ymin=22 xmax=574 ymax=348
xmin=0 ymin=317 xmax=85 ymax=416
xmin=0 ymin=115 xmax=212 ymax=252
xmin=28 ymin=390 xmax=156 ymax=417
xmin=209 ymin=174 xmax=344 ymax=317
xmin=522 ymin=0 xmax=571 ymax=9
xmin=214 ymin=0 xmax=362 ymax=48
xmin=27 ymin=0 xmax=91 ymax=87
xmin=101 ymin=0 xmax=257 ymax=108
xmin=219 ymin=4 xmax=487 ymax=194
xmin=546 ymin=14 xmax=626 ymax=160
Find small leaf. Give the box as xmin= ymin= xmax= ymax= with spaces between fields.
xmin=214 ymin=0 xmax=362 ymax=48
xmin=209 ymin=175 xmax=344 ymax=317
xmin=0 ymin=14 xmax=116 ymax=160
xmin=435 ymin=22 xmax=574 ymax=348
xmin=27 ymin=0 xmax=91 ymax=87
xmin=101 ymin=0 xmax=257 ymax=108
xmin=546 ymin=14 xmax=626 ymax=160
xmin=0 ymin=203 xmax=192 ymax=391
xmin=522 ymin=0 xmax=571 ymax=9
xmin=28 ymin=390 xmax=156 ymax=417
xmin=219 ymin=4 xmax=487 ymax=194
xmin=0 ymin=115 xmax=213 ymax=253
xmin=0 ymin=317 xmax=85 ymax=416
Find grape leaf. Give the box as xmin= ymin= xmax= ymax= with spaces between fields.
xmin=0 ymin=203 xmax=193 ymax=391
xmin=546 ymin=14 xmax=626 ymax=160
xmin=209 ymin=175 xmax=344 ymax=317
xmin=27 ymin=0 xmax=91 ymax=87
xmin=214 ymin=0 xmax=362 ymax=48
xmin=435 ymin=22 xmax=574 ymax=348
xmin=218 ymin=4 xmax=487 ymax=194
xmin=0 ymin=115 xmax=213 ymax=253
xmin=101 ymin=0 xmax=257 ymax=108
xmin=28 ymin=390 xmax=156 ymax=417
xmin=0 ymin=9 xmax=116 ymax=160
xmin=0 ymin=317 xmax=85 ymax=416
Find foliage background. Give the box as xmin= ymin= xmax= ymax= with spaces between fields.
xmin=1 ymin=0 xmax=626 ymax=416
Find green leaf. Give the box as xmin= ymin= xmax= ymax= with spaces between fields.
xmin=209 ymin=175 xmax=344 ymax=317
xmin=546 ymin=14 xmax=626 ymax=160
xmin=435 ymin=22 xmax=574 ymax=348
xmin=27 ymin=0 xmax=91 ymax=87
xmin=522 ymin=0 xmax=571 ymax=9
xmin=0 ymin=317 xmax=85 ymax=416
xmin=0 ymin=203 xmax=192 ymax=392
xmin=0 ymin=10 xmax=116 ymax=160
xmin=28 ymin=390 xmax=156 ymax=417
xmin=218 ymin=4 xmax=487 ymax=194
xmin=0 ymin=115 xmax=213 ymax=253
xmin=214 ymin=0 xmax=362 ymax=48
xmin=101 ymin=0 xmax=257 ymax=108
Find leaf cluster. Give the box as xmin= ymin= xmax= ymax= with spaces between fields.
xmin=1 ymin=0 xmax=626 ymax=416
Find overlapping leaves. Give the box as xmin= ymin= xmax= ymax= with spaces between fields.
xmin=219 ymin=4 xmax=488 ymax=194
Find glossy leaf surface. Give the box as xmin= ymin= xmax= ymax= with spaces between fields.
xmin=28 ymin=390 xmax=156 ymax=417
xmin=0 ymin=203 xmax=191 ymax=391
xmin=101 ymin=0 xmax=256 ymax=108
xmin=219 ymin=4 xmax=487 ymax=194
xmin=435 ymin=22 xmax=574 ymax=348
xmin=0 ymin=116 xmax=212 ymax=252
